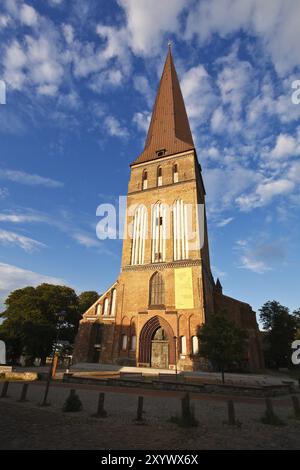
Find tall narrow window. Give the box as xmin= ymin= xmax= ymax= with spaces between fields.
xmin=121 ymin=334 xmax=128 ymax=351
xmin=180 ymin=336 xmax=187 ymax=355
xmin=157 ymin=166 xmax=162 ymax=186
xmin=151 ymin=202 xmax=166 ymax=263
xmin=142 ymin=170 xmax=148 ymax=190
xmin=110 ymin=289 xmax=117 ymax=316
xmin=173 ymin=164 xmax=178 ymax=183
xmin=130 ymin=335 xmax=136 ymax=351
xmin=131 ymin=205 xmax=147 ymax=265
xmin=173 ymin=199 xmax=189 ymax=261
xmin=103 ymin=298 xmax=109 ymax=316
xmin=192 ymin=336 xmax=199 ymax=355
xmin=96 ymin=304 xmax=101 ymax=316
xmin=149 ymin=272 xmax=165 ymax=307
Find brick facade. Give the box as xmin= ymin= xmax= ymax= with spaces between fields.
xmin=73 ymin=49 xmax=264 ymax=371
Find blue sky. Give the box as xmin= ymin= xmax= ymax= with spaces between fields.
xmin=0 ymin=0 xmax=300 ymax=319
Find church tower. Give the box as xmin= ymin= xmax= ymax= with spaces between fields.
xmin=73 ymin=48 xmax=264 ymax=371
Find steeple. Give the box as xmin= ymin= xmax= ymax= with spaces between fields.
xmin=132 ymin=47 xmax=195 ymax=165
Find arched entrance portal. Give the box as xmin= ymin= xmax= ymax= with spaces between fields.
xmin=138 ymin=316 xmax=175 ymax=369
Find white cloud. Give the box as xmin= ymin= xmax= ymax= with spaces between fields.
xmin=204 ymin=164 xmax=260 ymax=213
xmin=181 ymin=65 xmax=218 ymax=128
xmin=0 ymin=262 xmax=64 ymax=301
xmin=217 ymin=54 xmax=254 ymax=117
xmin=236 ymin=239 xmax=285 ymax=274
xmin=0 ymin=14 xmax=10 ymax=28
xmin=0 ymin=213 xmax=45 ymax=223
xmin=20 ymin=4 xmax=38 ymax=26
xmin=72 ymin=232 xmax=100 ymax=248
xmin=133 ymin=75 xmax=153 ymax=106
xmin=132 ymin=111 xmax=151 ymax=134
xmin=288 ymin=161 xmax=300 ymax=183
xmin=3 ymin=40 xmax=27 ymax=90
xmin=0 ymin=168 xmax=63 ymax=188
xmin=216 ymin=217 xmax=234 ymax=227
xmin=239 ymin=255 xmax=272 ymax=274
xmin=237 ymin=178 xmax=295 ymax=211
xmin=270 ymin=133 xmax=300 ymax=159
xmin=104 ymin=115 xmax=129 ymax=138
xmin=89 ymin=69 xmax=123 ymax=93
xmin=4 ymin=32 xmax=64 ymax=95
xmin=62 ymin=24 xmax=74 ymax=45
xmin=185 ymin=0 xmax=300 ymax=75
xmin=211 ymin=107 xmax=226 ymax=134
xmin=118 ymin=0 xmax=187 ymax=56
xmin=0 ymin=229 xmax=45 ymax=252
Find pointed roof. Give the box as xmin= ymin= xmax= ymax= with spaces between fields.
xmin=131 ymin=47 xmax=195 ymax=165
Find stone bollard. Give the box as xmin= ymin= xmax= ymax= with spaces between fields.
xmin=92 ymin=392 xmax=107 ymax=418
xmin=265 ymin=398 xmax=274 ymax=416
xmin=291 ymin=395 xmax=300 ymax=417
xmin=223 ymin=400 xmax=241 ymax=426
xmin=0 ymin=381 xmax=9 ymax=398
xmin=18 ymin=383 xmax=29 ymax=402
xmin=134 ymin=396 xmax=145 ymax=424
xmin=227 ymin=400 xmax=236 ymax=425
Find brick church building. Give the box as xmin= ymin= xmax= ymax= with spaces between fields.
xmin=73 ymin=48 xmax=264 ymax=371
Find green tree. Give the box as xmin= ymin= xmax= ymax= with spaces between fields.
xmin=293 ymin=309 xmax=300 ymax=340
xmin=0 ymin=284 xmax=80 ymax=365
xmin=78 ymin=291 xmax=99 ymax=315
xmin=198 ymin=311 xmax=248 ymax=383
xmin=259 ymin=301 xmax=298 ymax=368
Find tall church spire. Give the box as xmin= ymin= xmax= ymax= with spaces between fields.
xmin=132 ymin=47 xmax=195 ymax=165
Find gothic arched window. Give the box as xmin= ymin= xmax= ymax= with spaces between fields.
xmin=151 ymin=202 xmax=167 ymax=263
xmin=131 ymin=204 xmax=147 ymax=265
xmin=172 ymin=199 xmax=189 ymax=261
xmin=149 ymin=272 xmax=165 ymax=307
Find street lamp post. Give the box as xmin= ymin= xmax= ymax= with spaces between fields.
xmin=41 ymin=310 xmax=66 ymax=406
xmin=173 ymin=336 xmax=178 ymax=381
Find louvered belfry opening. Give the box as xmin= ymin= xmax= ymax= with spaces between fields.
xmin=149 ymin=272 xmax=165 ymax=308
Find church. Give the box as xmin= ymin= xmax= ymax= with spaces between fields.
xmin=73 ymin=48 xmax=264 ymax=371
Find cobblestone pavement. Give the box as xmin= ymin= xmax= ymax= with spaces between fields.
xmin=0 ymin=381 xmax=299 ymax=450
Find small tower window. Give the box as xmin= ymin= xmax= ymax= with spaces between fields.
xmin=121 ymin=334 xmax=128 ymax=351
xmin=156 ymin=149 xmax=166 ymax=157
xmin=157 ymin=166 xmax=162 ymax=187
xmin=142 ymin=170 xmax=148 ymax=190
xmin=173 ymin=164 xmax=178 ymax=183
